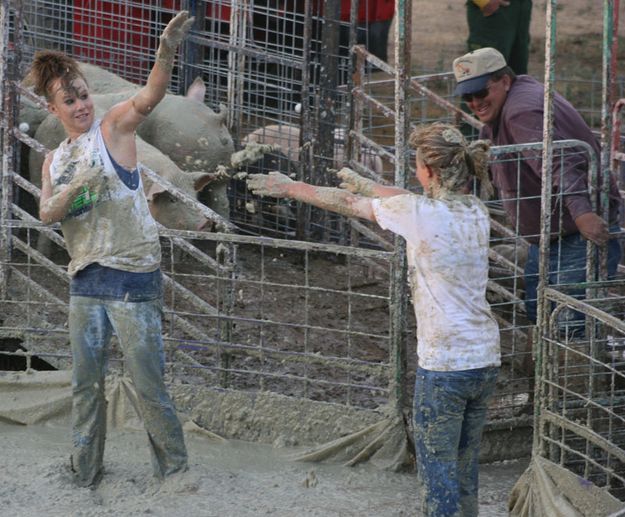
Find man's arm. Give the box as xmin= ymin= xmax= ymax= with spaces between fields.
xmin=247 ymin=171 xmax=376 ymax=222
xmin=508 ymin=111 xmax=609 ymax=245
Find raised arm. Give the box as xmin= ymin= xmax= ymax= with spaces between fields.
xmin=336 ymin=167 xmax=410 ymax=198
xmin=103 ymin=11 xmax=194 ymax=136
xmin=247 ymin=172 xmax=376 ymax=222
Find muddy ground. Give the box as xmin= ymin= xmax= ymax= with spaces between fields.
xmin=0 ymin=422 xmax=528 ymax=517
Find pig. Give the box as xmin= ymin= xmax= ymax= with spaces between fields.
xmin=242 ymin=124 xmax=301 ymax=163
xmin=137 ymin=81 xmax=233 ymax=219
xmin=242 ymin=123 xmax=385 ymax=176
xmin=17 ymin=96 xmax=49 ymax=137
xmin=78 ymin=62 xmax=137 ymax=94
xmin=29 ymin=112 xmax=221 ymax=232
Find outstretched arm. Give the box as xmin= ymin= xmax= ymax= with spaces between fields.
xmin=247 ymin=172 xmax=376 ymax=222
xmin=337 ymin=167 xmax=410 ymax=198
xmin=104 ymin=11 xmax=194 ymax=136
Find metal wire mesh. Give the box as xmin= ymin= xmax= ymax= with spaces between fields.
xmin=538 ymin=284 xmax=625 ymax=500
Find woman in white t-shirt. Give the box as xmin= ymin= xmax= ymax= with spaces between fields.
xmin=247 ymin=122 xmax=500 ymax=517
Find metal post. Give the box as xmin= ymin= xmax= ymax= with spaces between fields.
xmin=346 ymin=0 xmax=360 ymax=167
xmin=181 ymin=0 xmax=204 ymax=96
xmin=535 ymin=0 xmax=557 ymax=456
xmin=600 ymin=0 xmax=618 ymax=280
xmin=217 ymin=243 xmax=237 ymax=388
xmin=227 ymin=0 xmax=248 ymax=137
xmin=348 ymin=46 xmax=365 ymax=247
xmin=315 ymin=0 xmax=341 ymax=187
xmin=388 ymin=0 xmax=410 ymax=413
xmin=0 ymin=0 xmax=17 ymax=300
xmin=297 ymin=0 xmax=313 ymax=240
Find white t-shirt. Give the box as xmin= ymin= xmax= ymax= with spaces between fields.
xmin=372 ymin=193 xmax=500 ymax=371
xmin=50 ymin=120 xmax=161 ymax=276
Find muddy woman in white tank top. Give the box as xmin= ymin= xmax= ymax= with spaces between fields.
xmin=28 ymin=12 xmax=195 ymax=489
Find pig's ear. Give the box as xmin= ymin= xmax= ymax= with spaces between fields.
xmin=190 ymin=172 xmax=216 ymax=192
xmin=146 ymin=182 xmax=168 ymax=202
xmin=186 ymin=77 xmax=206 ymax=104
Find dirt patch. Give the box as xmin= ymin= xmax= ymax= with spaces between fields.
xmin=0 ymin=421 xmax=528 ymax=517
xmin=397 ymin=0 xmax=611 ymax=77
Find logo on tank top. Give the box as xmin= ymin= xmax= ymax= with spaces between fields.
xmin=69 ymin=186 xmax=99 ymax=217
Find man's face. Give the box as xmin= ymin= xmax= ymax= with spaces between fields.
xmin=463 ymin=75 xmax=511 ymax=125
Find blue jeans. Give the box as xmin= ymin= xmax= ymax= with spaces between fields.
xmin=524 ymin=230 xmax=622 ymax=324
xmin=413 ymin=366 xmax=500 ymax=517
xmin=69 ymin=296 xmax=188 ymax=487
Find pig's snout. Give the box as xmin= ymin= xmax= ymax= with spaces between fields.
xmin=196 ymin=218 xmax=214 ymax=232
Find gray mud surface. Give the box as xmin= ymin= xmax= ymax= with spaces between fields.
xmin=0 ymin=422 xmax=527 ymax=516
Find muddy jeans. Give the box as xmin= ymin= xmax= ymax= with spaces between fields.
xmin=413 ymin=366 xmax=499 ymax=517
xmin=69 ymin=296 xmax=188 ymax=487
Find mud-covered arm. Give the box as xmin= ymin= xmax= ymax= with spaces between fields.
xmin=39 ymin=153 xmax=102 ymax=224
xmin=247 ymin=172 xmax=376 ymax=222
xmin=336 ymin=167 xmax=409 ymax=198
xmin=105 ymin=11 xmax=194 ymax=133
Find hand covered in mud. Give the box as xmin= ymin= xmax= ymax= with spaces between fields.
xmin=208 ymin=165 xmax=231 ymax=183
xmin=247 ymin=171 xmax=294 ymax=198
xmin=69 ymin=165 xmax=105 ymax=195
xmin=160 ymin=11 xmax=195 ymax=51
xmin=337 ymin=167 xmax=376 ymax=197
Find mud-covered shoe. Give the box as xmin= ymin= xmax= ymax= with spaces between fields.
xmin=156 ymin=468 xmax=200 ymax=495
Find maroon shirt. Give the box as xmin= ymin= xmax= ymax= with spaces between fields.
xmin=480 ymin=75 xmax=621 ymax=243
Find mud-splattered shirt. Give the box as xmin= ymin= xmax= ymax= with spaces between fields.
xmin=50 ymin=120 xmax=161 ymax=277
xmin=372 ymin=194 xmax=500 ymax=371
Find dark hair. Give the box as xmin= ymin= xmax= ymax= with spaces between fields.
xmin=490 ymin=66 xmax=516 ymax=82
xmin=26 ymin=50 xmax=87 ymax=101
xmin=409 ymin=122 xmax=492 ymax=198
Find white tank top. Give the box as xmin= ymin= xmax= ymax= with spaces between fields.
xmin=50 ymin=120 xmax=161 ymax=277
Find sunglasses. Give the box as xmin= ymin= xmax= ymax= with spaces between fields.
xmin=461 ymin=87 xmax=491 ymax=103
